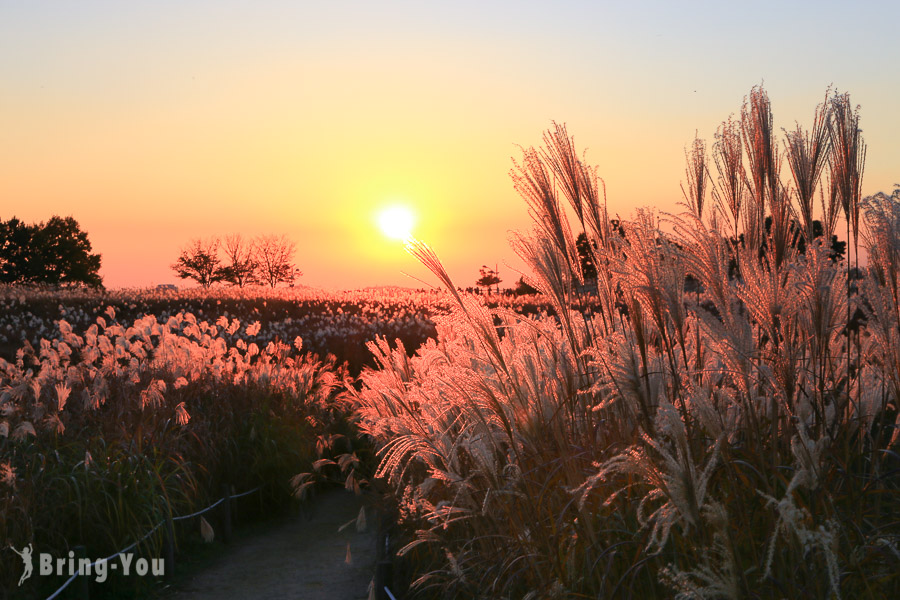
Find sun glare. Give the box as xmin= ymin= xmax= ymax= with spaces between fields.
xmin=376 ymin=205 xmax=416 ymax=241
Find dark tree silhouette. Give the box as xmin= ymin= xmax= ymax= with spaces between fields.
xmin=171 ymin=238 xmax=226 ymax=288
xmin=0 ymin=216 xmax=102 ymax=286
xmin=0 ymin=217 xmax=33 ymax=284
xmin=513 ymin=275 xmax=539 ymax=295
xmin=576 ymin=232 xmax=598 ymax=280
xmin=476 ymin=265 xmax=501 ymax=294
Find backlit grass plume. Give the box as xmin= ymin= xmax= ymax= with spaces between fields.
xmin=355 ymin=86 xmax=900 ymax=599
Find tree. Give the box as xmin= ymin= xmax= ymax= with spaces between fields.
xmin=576 ymin=232 xmax=598 ymax=281
xmin=221 ymin=233 xmax=258 ymax=287
xmin=254 ymin=234 xmax=300 ymax=288
xmin=0 ymin=215 xmax=102 ymax=287
xmin=476 ymin=265 xmax=501 ymax=294
xmin=171 ymin=238 xmax=226 ymax=288
xmin=33 ymin=216 xmax=103 ymax=287
xmin=513 ymin=275 xmax=539 ymax=295
xmin=0 ymin=217 xmax=34 ymax=284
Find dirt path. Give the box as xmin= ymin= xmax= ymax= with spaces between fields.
xmin=164 ymin=488 xmax=378 ymax=600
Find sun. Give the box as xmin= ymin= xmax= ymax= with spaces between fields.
xmin=376 ymin=205 xmax=416 ymax=241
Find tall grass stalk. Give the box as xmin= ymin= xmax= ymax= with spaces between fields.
xmin=355 ymin=86 xmax=900 ymax=599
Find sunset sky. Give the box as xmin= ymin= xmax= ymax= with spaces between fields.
xmin=2 ymin=1 xmax=899 ymax=290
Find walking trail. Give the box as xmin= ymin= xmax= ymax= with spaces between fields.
xmin=164 ymin=488 xmax=378 ymax=600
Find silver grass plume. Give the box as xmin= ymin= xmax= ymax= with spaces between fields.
xmin=784 ymin=92 xmax=832 ymax=240
xmin=829 ymin=91 xmax=866 ymax=255
xmin=681 ymin=135 xmax=709 ymax=222
xmin=712 ymin=116 xmax=746 ymax=238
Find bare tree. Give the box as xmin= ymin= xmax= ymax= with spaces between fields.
xmin=171 ymin=238 xmax=226 ymax=288
xmin=221 ymin=233 xmax=258 ymax=287
xmin=254 ymin=234 xmax=300 ymax=288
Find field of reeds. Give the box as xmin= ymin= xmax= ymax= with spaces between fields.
xmin=353 ymin=87 xmax=900 ymax=599
xmin=0 ymin=284 xmax=566 ymax=597
xmin=0 ymin=299 xmax=366 ymax=597
xmin=0 ymin=286 xmax=450 ymax=377
xmin=4 ymin=85 xmax=899 ymax=600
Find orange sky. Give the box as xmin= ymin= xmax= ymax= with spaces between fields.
xmin=2 ymin=2 xmax=899 ymax=290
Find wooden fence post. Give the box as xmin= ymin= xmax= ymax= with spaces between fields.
xmin=229 ymin=484 xmax=238 ymax=524
xmin=221 ymin=485 xmax=232 ymax=543
xmin=164 ymin=511 xmax=176 ymax=581
xmin=374 ymin=560 xmax=393 ymax=600
xmin=74 ymin=544 xmax=89 ymax=600
xmin=374 ymin=508 xmax=394 ymax=600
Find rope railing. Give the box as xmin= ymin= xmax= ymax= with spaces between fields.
xmin=42 ymin=485 xmax=262 ymax=600
xmin=171 ymin=497 xmax=225 ymax=522
xmin=230 ymin=486 xmax=261 ymax=499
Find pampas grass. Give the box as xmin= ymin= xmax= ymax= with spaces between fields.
xmin=355 ymin=86 xmax=900 ymax=599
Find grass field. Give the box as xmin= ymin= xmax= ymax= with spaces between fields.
xmin=4 ymin=87 xmax=900 ymax=599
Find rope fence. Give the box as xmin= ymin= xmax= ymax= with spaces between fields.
xmin=171 ymin=498 xmax=225 ymax=522
xmin=43 ymin=485 xmax=261 ymax=600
